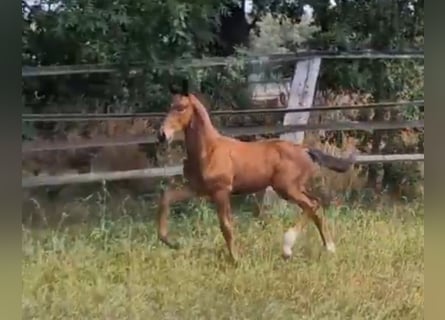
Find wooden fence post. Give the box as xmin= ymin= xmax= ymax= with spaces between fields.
xmin=262 ymin=57 xmax=321 ymax=209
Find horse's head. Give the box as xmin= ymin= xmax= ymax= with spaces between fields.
xmin=158 ymin=79 xmax=195 ymax=144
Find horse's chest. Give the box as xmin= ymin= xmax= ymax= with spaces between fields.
xmin=183 ymin=155 xmax=233 ymax=192
xmin=182 ymin=158 xmax=207 ymax=192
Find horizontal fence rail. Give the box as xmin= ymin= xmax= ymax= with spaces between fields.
xmin=22 ymin=50 xmax=424 ymax=77
xmin=22 ymin=153 xmax=425 ymax=188
xmin=22 ymin=100 xmax=424 ymax=122
xmin=22 ymin=50 xmax=425 ymax=191
xmin=22 ymin=119 xmax=424 ymax=153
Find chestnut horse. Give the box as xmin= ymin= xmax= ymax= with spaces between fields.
xmin=156 ymin=80 xmax=355 ymax=261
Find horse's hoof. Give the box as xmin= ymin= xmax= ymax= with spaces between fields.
xmin=282 ymin=243 xmax=293 ymax=260
xmin=282 ymin=252 xmax=292 ymax=260
xmin=230 ymin=256 xmax=240 ymax=266
xmin=169 ymin=242 xmax=181 ymax=250
xmin=227 ymin=250 xmax=240 ymax=265
xmin=326 ymin=242 xmax=336 ymax=253
xmin=159 ymin=236 xmax=180 ymax=250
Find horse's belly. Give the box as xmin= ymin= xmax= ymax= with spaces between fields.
xmin=232 ymin=173 xmax=270 ymax=194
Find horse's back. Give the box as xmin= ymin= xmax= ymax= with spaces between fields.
xmin=210 ymin=136 xmax=314 ymax=194
xmin=218 ymin=138 xmax=281 ymax=193
xmin=220 ymin=136 xmax=309 ymax=169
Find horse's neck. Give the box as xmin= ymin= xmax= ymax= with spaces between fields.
xmin=190 ymin=95 xmax=219 ymax=138
xmin=184 ymin=95 xmax=219 ymax=160
xmin=184 ymin=126 xmax=200 ymax=161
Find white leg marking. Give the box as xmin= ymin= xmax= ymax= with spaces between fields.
xmin=283 ymin=227 xmax=299 ymax=258
xmin=326 ymin=241 xmax=336 ymax=253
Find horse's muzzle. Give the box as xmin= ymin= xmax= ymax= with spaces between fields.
xmin=157 ymin=130 xmax=166 ymax=143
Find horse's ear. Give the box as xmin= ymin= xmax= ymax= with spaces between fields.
xmin=169 ymin=83 xmax=179 ymax=95
xmin=169 ymin=79 xmax=189 ymax=96
xmin=181 ymin=79 xmax=189 ymax=96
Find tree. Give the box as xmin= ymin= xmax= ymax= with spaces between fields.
xmin=22 ymin=0 xmax=247 ymax=114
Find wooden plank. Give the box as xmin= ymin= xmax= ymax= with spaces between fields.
xmin=22 ymin=51 xmax=424 ymax=77
xmin=22 ymin=167 xmax=182 ymax=188
xmin=22 ymin=100 xmax=424 ymax=122
xmin=22 ymin=64 xmax=120 ymax=77
xmin=22 ymin=119 xmax=424 ymax=153
xmin=354 ymin=153 xmax=425 ymax=164
xmin=21 ymin=153 xmax=425 ymax=188
xmin=281 ymin=58 xmax=321 ymax=142
xmin=23 ymin=135 xmax=158 ymax=153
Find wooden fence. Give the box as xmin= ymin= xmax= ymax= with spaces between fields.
xmin=22 ymin=154 xmax=424 ymax=188
xmin=22 ymin=50 xmax=424 ymax=77
xmin=22 ymin=50 xmax=424 ymax=189
xmin=23 ymin=118 xmax=424 ymax=153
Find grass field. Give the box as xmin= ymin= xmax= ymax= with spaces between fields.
xmin=22 ymin=198 xmax=424 ymax=320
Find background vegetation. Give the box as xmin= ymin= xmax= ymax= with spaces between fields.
xmin=22 ymin=0 xmax=424 ymax=199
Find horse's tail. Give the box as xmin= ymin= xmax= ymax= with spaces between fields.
xmin=306 ymin=148 xmax=356 ymax=173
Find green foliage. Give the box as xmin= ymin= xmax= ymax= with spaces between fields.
xmin=22 ymin=0 xmax=254 ymax=115
xmin=23 ymin=0 xmax=424 ymax=109
xmin=22 ymin=0 xmax=424 ymax=196
xmin=283 ymin=0 xmax=424 ymax=192
xmin=22 ymin=0 xmax=232 ymax=65
xmin=247 ymin=12 xmax=319 ymax=54
xmin=380 ymin=57 xmax=424 ymax=195
xmin=304 ymin=0 xmax=424 ymax=92
xmin=194 ymin=58 xmax=251 ymax=109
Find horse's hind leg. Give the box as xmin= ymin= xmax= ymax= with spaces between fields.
xmin=157 ymin=185 xmax=195 ymax=249
xmin=302 ymin=191 xmax=336 ymax=253
xmin=275 ymin=187 xmax=335 ymax=258
xmin=252 ymin=189 xmax=267 ymax=218
xmin=282 ymin=213 xmax=310 ymax=259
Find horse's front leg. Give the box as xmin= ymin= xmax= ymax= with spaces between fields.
xmin=211 ymin=189 xmax=238 ymax=262
xmin=157 ymin=185 xmax=195 ymax=249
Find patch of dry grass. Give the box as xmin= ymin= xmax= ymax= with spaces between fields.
xmin=22 ymin=201 xmax=423 ymax=320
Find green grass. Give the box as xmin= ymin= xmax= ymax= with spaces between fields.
xmin=22 ymin=200 xmax=424 ymax=320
